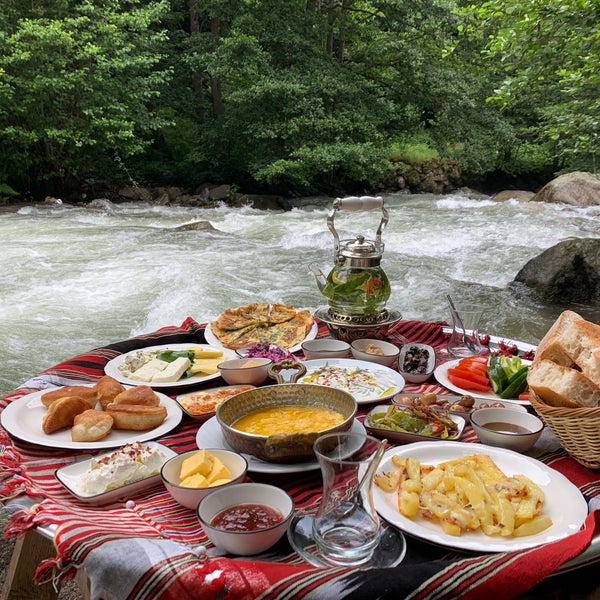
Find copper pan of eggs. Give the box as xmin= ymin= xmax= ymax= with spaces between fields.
xmin=216 ymin=360 xmax=357 ymax=463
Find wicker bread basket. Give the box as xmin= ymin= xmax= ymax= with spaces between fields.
xmin=529 ymin=389 xmax=600 ymax=469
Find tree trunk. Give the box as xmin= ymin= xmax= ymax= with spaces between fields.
xmin=188 ymin=0 xmax=205 ymax=122
xmin=210 ymin=17 xmax=224 ymax=119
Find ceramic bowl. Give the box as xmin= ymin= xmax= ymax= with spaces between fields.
xmin=300 ymin=338 xmax=350 ymax=359
xmin=216 ymin=383 xmax=357 ymax=463
xmin=217 ymin=357 xmax=272 ymax=386
xmin=161 ymin=448 xmax=248 ymax=510
xmin=397 ymin=343 xmax=436 ymax=383
xmin=470 ymin=407 xmax=544 ymax=453
xmin=197 ymin=482 xmax=294 ymax=556
xmin=350 ymin=338 xmax=400 ymax=367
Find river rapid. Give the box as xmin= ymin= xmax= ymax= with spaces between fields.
xmin=2 ymin=191 xmax=599 ymax=397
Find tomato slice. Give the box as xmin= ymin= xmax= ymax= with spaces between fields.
xmin=518 ymin=391 xmax=530 ymax=401
xmin=447 ymin=371 xmax=493 ymax=392
xmin=447 ymin=367 xmax=490 ymax=387
xmin=458 ymin=356 xmax=489 ymax=368
xmin=456 ymin=361 xmax=489 ymax=376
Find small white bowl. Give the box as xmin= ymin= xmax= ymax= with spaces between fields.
xmin=398 ymin=343 xmax=436 ymax=383
xmin=217 ymin=357 xmax=272 ymax=386
xmin=161 ymin=449 xmax=248 ymax=510
xmin=470 ymin=407 xmax=544 ymax=453
xmin=301 ymin=338 xmax=350 ymax=360
xmin=350 ymin=338 xmax=400 ymax=367
xmin=197 ymin=482 xmax=295 ymax=555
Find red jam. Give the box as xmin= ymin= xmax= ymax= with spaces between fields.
xmin=210 ymin=503 xmax=283 ymax=531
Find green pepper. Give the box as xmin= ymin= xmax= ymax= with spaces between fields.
xmin=487 ymin=354 xmax=509 ymax=393
xmin=499 ymin=367 xmax=529 ymax=399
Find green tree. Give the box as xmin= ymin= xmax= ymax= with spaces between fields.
xmin=462 ymin=0 xmax=600 ymax=173
xmin=0 ymin=0 xmax=173 ymax=194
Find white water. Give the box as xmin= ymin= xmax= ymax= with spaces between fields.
xmin=2 ymin=191 xmax=599 ymax=396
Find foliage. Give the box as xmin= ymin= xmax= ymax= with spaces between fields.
xmin=0 ymin=0 xmax=593 ymax=197
xmin=461 ymin=0 xmax=600 ymax=173
xmin=0 ymin=0 xmax=173 ymax=193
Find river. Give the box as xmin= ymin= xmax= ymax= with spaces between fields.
xmin=2 ymin=191 xmax=599 ymax=397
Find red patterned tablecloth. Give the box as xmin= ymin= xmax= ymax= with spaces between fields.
xmin=1 ymin=317 xmax=599 ymax=600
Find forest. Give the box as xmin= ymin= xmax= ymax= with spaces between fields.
xmin=0 ymin=0 xmax=598 ymax=200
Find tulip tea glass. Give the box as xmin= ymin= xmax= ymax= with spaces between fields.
xmin=288 ymin=432 xmax=406 ymax=568
xmin=447 ymin=301 xmax=486 ymax=357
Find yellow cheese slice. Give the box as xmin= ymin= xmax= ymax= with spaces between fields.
xmin=180 ymin=472 xmax=208 ymax=488
xmin=193 ymin=347 xmax=224 ymax=359
xmin=189 ymin=357 xmax=223 ymax=376
xmin=180 ymin=449 xmax=213 ymax=480
xmin=206 ymin=456 xmax=231 ymax=484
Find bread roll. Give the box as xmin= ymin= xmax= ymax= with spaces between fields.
xmin=94 ymin=375 xmax=126 ymax=410
xmin=533 ymin=310 xmax=583 ymax=368
xmin=557 ymin=319 xmax=600 ymax=387
xmin=111 ymin=385 xmax=160 ymax=407
xmin=41 ymin=385 xmax=99 ymax=409
xmin=105 ymin=403 xmax=167 ymax=430
xmin=71 ymin=410 xmax=114 ymax=442
xmin=42 ymin=396 xmax=90 ymax=434
xmin=527 ymin=359 xmax=600 ymax=408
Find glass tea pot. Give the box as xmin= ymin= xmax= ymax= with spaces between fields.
xmin=310 ymin=196 xmax=391 ymax=316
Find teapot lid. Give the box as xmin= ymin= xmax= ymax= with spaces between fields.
xmin=340 ymin=235 xmax=383 ymax=259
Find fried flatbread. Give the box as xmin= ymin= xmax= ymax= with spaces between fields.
xmin=214 ymin=302 xmax=270 ymax=330
xmin=210 ymin=304 xmax=314 ymax=349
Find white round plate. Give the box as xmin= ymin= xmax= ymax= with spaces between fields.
xmin=104 ymin=343 xmax=236 ymax=388
xmin=373 ymin=441 xmax=588 ymax=553
xmin=434 ymin=358 xmax=531 ymax=404
xmin=0 ymin=388 xmax=182 ymax=450
xmin=195 ymin=416 xmax=366 ymax=474
xmin=300 ymin=358 xmax=405 ymax=404
xmin=204 ymin=315 xmax=318 ymax=353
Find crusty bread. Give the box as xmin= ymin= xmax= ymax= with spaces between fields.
xmin=41 ymin=385 xmax=99 ymax=409
xmin=554 ymin=319 xmax=600 ymax=387
xmin=42 ymin=396 xmax=91 ymax=434
xmin=71 ymin=410 xmax=114 ymax=442
xmin=533 ymin=310 xmax=583 ymax=368
xmin=527 ymin=359 xmax=600 ymax=408
xmin=94 ymin=375 xmax=126 ymax=410
xmin=105 ymin=403 xmax=167 ymax=430
xmin=111 ymin=385 xmax=159 ymax=407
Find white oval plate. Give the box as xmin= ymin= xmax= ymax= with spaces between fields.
xmin=104 ymin=343 xmax=237 ymax=388
xmin=55 ymin=442 xmax=177 ymax=504
xmin=300 ymin=358 xmax=405 ymax=404
xmin=434 ymin=358 xmax=531 ymax=404
xmin=365 ymin=404 xmax=466 ymax=444
xmin=195 ymin=415 xmax=366 ymax=474
xmin=204 ymin=318 xmax=318 ymax=353
xmin=0 ymin=387 xmax=182 ymax=450
xmin=373 ymin=441 xmax=588 ymax=553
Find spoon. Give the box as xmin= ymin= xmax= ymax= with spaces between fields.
xmin=446 ymin=294 xmax=480 ymax=354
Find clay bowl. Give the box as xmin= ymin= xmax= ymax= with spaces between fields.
xmin=215 ymin=382 xmax=357 ymax=463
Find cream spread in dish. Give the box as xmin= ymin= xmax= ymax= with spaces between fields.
xmin=81 ymin=441 xmax=169 ymax=496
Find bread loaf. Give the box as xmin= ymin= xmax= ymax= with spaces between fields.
xmin=42 ymin=396 xmax=91 ymax=434
xmin=41 ymin=385 xmax=99 ymax=409
xmin=556 ymin=319 xmax=600 ymax=387
xmin=111 ymin=385 xmax=160 ymax=407
xmin=71 ymin=410 xmax=114 ymax=442
xmin=94 ymin=375 xmax=126 ymax=410
xmin=105 ymin=403 xmax=167 ymax=430
xmin=533 ymin=310 xmax=582 ymax=367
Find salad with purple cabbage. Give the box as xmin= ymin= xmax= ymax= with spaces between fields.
xmin=235 ymin=342 xmax=298 ymax=362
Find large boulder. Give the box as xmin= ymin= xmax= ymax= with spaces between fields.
xmin=490 ymin=190 xmax=534 ymax=202
xmin=514 ymin=238 xmax=600 ymax=305
xmin=531 ymin=171 xmax=600 ymax=206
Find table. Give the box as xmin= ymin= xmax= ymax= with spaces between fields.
xmin=1 ymin=316 xmax=599 ymax=600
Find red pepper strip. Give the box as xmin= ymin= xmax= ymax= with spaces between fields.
xmin=518 ymin=391 xmax=530 ymax=401
xmin=447 ymin=371 xmax=493 ymax=392
xmin=448 ymin=367 xmax=490 ymax=387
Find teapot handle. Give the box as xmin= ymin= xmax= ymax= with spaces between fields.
xmin=328 ymin=196 xmax=389 ymax=263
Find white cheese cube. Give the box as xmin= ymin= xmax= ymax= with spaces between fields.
xmin=128 ymin=358 xmax=170 ymax=382
xmin=151 ymin=357 xmax=192 ymax=383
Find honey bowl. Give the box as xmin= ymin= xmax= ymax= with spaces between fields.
xmin=216 ymin=383 xmax=357 ymax=463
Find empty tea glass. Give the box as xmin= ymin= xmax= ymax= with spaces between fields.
xmin=447 ymin=300 xmax=486 ymax=357
xmin=288 ymin=431 xmax=406 ymax=568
